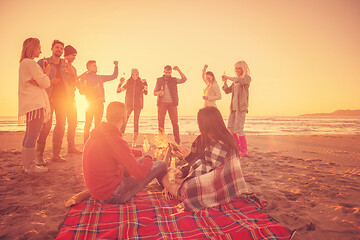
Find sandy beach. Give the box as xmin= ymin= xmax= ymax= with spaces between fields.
xmin=0 ymin=131 xmax=359 ymax=240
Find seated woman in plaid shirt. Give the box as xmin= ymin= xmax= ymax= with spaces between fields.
xmin=162 ymin=106 xmax=249 ymax=211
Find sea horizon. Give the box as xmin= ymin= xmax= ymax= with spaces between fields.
xmin=1 ymin=115 xmax=359 ymax=135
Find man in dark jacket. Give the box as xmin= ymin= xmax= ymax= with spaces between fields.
xmin=153 ymin=65 xmax=187 ymax=144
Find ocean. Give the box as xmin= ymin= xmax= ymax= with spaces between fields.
xmin=0 ymin=116 xmax=359 ymax=135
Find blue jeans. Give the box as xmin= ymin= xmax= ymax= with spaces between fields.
xmin=37 ymin=100 xmax=67 ymax=147
xmin=157 ymin=102 xmax=180 ymax=144
xmin=67 ymin=98 xmax=77 ymax=147
xmin=228 ymin=111 xmax=247 ymax=136
xmin=84 ymin=102 xmax=104 ymax=143
xmin=102 ymin=160 xmax=167 ymax=204
xmin=121 ymin=107 xmax=141 ymax=133
xmin=22 ymin=108 xmax=44 ymax=148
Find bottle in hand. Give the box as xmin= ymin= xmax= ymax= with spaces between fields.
xmin=143 ymin=135 xmax=150 ymax=153
xmin=168 ymin=155 xmax=176 ymax=183
xmin=142 ymin=79 xmax=148 ymax=91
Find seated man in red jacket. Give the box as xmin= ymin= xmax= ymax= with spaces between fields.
xmin=83 ymin=101 xmax=167 ymax=204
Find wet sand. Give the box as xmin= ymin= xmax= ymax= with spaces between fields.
xmin=0 ymin=131 xmax=359 ymax=239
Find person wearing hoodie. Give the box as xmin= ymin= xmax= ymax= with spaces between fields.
xmin=82 ymin=101 xmax=167 ymax=203
xmin=222 ymin=61 xmax=251 ymax=157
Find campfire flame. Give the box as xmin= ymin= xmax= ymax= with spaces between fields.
xmin=153 ymin=133 xmax=170 ymax=160
xmin=153 ymin=133 xmax=183 ymax=165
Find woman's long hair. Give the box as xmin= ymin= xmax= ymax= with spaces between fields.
xmin=20 ymin=38 xmax=40 ymax=62
xmin=206 ymin=71 xmax=216 ymax=84
xmin=197 ymin=106 xmax=239 ymax=156
xmin=235 ymin=61 xmax=250 ymax=78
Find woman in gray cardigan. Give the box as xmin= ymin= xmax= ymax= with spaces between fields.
xmin=222 ymin=61 xmax=251 ymax=157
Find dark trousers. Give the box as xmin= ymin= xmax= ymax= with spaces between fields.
xmin=84 ymin=102 xmax=104 ymax=143
xmin=157 ymin=102 xmax=180 ymax=144
xmin=122 ymin=107 xmax=141 ymax=133
xmin=67 ymin=98 xmax=77 ymax=148
xmin=23 ymin=109 xmax=44 ymax=148
xmin=102 ymin=160 xmax=167 ymax=204
xmin=37 ymin=100 xmax=67 ymax=151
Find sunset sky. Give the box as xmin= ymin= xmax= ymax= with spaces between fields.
xmin=0 ymin=0 xmax=359 ymax=118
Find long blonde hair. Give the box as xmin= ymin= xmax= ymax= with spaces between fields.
xmin=235 ymin=61 xmax=250 ymax=78
xmin=20 ymin=38 xmax=40 ymax=62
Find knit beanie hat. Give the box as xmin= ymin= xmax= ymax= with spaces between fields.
xmin=64 ymin=45 xmax=77 ymax=56
xmin=131 ymin=68 xmax=139 ymax=74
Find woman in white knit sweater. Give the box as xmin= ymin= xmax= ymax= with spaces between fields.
xmin=201 ymin=64 xmax=221 ymax=108
xmin=18 ymin=38 xmax=51 ymax=173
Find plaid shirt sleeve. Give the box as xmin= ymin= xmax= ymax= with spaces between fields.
xmin=187 ymin=141 xmax=228 ymax=179
xmin=185 ymin=135 xmax=203 ymax=164
xmin=179 ymin=141 xmax=249 ymax=212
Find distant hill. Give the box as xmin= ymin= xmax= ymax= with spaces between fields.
xmin=300 ymin=110 xmax=360 ymax=117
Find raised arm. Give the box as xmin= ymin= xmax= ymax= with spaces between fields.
xmin=116 ymin=77 xmax=126 ymax=93
xmin=100 ymin=61 xmax=119 ymax=83
xmin=222 ymin=78 xmax=233 ymax=94
xmin=173 ymin=66 xmax=187 ymax=84
xmin=77 ymin=71 xmax=88 ymax=81
xmin=202 ymin=64 xmax=209 ymax=85
xmin=222 ymin=75 xmax=251 ymax=86
xmin=141 ymin=79 xmax=148 ymax=95
xmin=234 ymin=75 xmax=251 ymax=85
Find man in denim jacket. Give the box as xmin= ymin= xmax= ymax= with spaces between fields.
xmin=36 ymin=39 xmax=73 ymax=163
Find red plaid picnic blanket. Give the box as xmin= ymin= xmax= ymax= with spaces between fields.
xmin=57 ymin=192 xmax=294 ymax=240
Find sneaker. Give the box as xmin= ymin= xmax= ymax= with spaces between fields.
xmin=68 ymin=147 xmax=82 ymax=154
xmin=35 ymin=158 xmax=48 ymax=166
xmin=52 ymin=154 xmax=66 ymax=162
xmin=25 ymin=165 xmax=48 ymax=173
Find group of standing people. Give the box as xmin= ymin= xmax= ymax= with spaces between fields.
xmin=18 ymin=38 xmax=119 ymax=173
xmin=200 ymin=61 xmax=251 ymax=157
xmin=18 ymin=38 xmax=82 ymax=173
xmin=116 ymin=65 xmax=187 ymax=147
xmin=118 ymin=61 xmax=251 ymax=158
xmin=18 ymin=37 xmax=251 ymax=175
xmin=18 ymin=36 xmax=252 ymax=213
